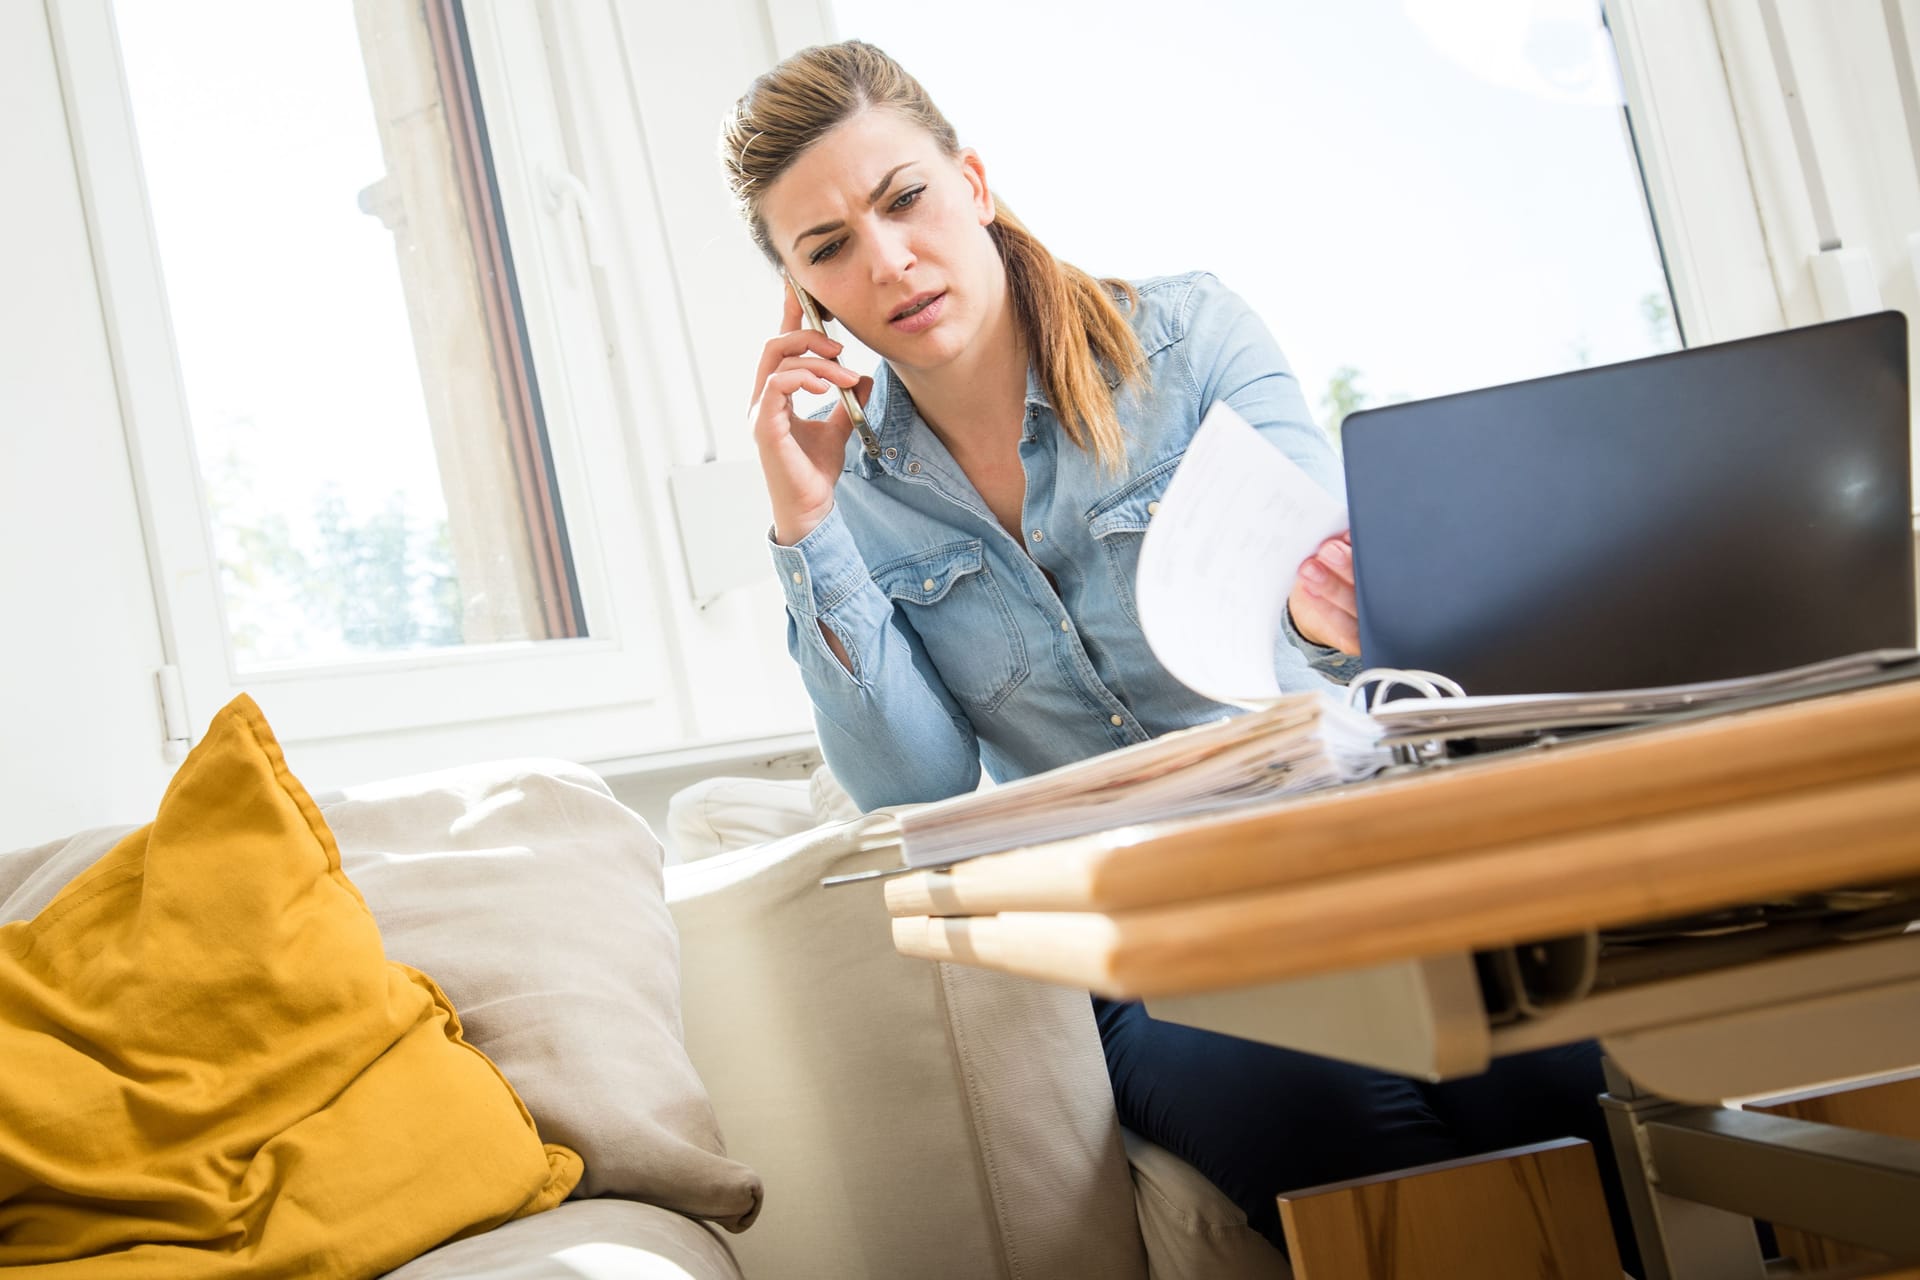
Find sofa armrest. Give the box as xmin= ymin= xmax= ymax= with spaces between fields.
xmin=666 ymin=822 xmax=1147 ymax=1280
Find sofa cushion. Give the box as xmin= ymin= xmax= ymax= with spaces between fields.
xmin=666 ymin=819 xmax=1150 ymax=1279
xmin=0 ymin=694 xmax=580 ymax=1275
xmin=1124 ymin=1130 xmax=1293 ymax=1279
xmin=665 ymin=775 xmax=816 ymax=862
xmin=320 ymin=758 xmax=763 ymax=1230
xmin=0 ymin=752 xmax=763 ymax=1237
xmin=385 ymin=1197 xmax=743 ymax=1279
xmin=665 ymin=765 xmax=866 ymax=864
xmin=808 ymin=763 xmax=863 ymax=825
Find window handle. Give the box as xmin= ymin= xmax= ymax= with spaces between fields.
xmin=542 ymin=166 xmax=607 ymax=274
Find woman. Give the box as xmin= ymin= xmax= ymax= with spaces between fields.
xmin=720 ymin=40 xmax=1633 ymax=1267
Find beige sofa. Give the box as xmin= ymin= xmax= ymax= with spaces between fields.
xmin=2 ymin=758 xmax=1289 ymax=1279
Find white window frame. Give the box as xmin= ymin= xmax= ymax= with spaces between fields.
xmin=1610 ymin=0 xmax=1917 ymax=539
xmin=47 ymin=0 xmax=691 ymax=783
xmin=1604 ymin=0 xmax=1790 ymax=343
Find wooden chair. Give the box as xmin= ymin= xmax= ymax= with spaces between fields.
xmin=1277 ymin=1137 xmax=1621 ymax=1279
xmin=1746 ymin=1070 xmax=1920 ymax=1276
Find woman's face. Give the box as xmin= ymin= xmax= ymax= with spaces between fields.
xmin=760 ymin=107 xmax=1002 ymax=374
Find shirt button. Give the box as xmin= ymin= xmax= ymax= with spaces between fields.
xmin=790 ymin=571 xmax=803 ymax=584
xmin=1147 ymin=501 xmax=1160 ymax=516
xmin=1060 ymin=618 xmax=1071 ymax=632
xmin=1109 ymin=714 xmax=1124 ymax=726
xmin=884 ymin=446 xmax=898 ymax=459
xmin=922 ymin=577 xmax=936 ymax=591
xmin=906 ymin=460 xmax=922 ymax=474
xmin=1030 ymin=529 xmax=1044 ymax=542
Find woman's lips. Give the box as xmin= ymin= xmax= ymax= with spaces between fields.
xmin=889 ymin=292 xmax=946 ymax=334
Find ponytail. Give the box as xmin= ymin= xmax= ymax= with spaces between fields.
xmin=989 ymin=200 xmax=1145 ymax=470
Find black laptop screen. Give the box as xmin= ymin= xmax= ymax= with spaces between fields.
xmin=1341 ymin=311 xmax=1914 ymax=695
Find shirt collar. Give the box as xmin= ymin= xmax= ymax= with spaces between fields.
xmin=854 ymin=360 xmax=1061 ymax=476
xmin=1023 ymin=364 xmax=1050 ymax=410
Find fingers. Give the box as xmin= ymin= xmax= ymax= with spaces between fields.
xmin=771 ymin=356 xmax=862 ymax=401
xmin=752 ymin=329 xmax=847 ymax=401
xmin=779 ymin=280 xmax=839 ymax=328
xmin=1292 ymin=533 xmax=1362 ymax=654
xmin=1290 ymin=575 xmax=1361 ymax=653
xmin=754 ymin=365 xmax=864 ymax=434
xmin=1296 ymin=556 xmax=1357 ymax=619
xmin=1312 ymin=534 xmax=1355 ymax=586
xmin=760 ymin=367 xmax=840 ymax=404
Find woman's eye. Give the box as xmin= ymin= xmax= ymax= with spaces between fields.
xmin=809 ymin=239 xmax=843 ymax=265
xmin=890 ymin=186 xmax=925 ymax=212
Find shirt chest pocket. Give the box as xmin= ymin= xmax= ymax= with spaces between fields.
xmin=1085 ymin=454 xmax=1181 ymax=628
xmin=872 ymin=540 xmax=1030 ymax=714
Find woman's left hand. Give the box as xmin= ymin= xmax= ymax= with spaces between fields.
xmin=1289 ymin=534 xmax=1360 ymax=655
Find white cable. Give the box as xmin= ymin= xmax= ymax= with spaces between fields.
xmin=1345 ymin=667 xmax=1469 ymax=713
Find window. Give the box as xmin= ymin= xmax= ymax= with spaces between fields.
xmin=828 ymin=0 xmax=1680 ymax=440
xmin=54 ymin=0 xmax=676 ymax=780
xmin=112 ymin=0 xmax=581 ymax=669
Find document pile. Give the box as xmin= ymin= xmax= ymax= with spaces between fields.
xmin=893 ymin=691 xmax=1387 ymax=870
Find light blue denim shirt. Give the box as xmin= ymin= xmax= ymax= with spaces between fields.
xmin=769 ymin=271 xmax=1362 ymax=811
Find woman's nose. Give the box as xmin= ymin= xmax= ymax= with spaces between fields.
xmin=869 ymin=226 xmax=916 ymax=284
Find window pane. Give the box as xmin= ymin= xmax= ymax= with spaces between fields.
xmin=112 ymin=0 xmax=582 ymax=670
xmin=828 ymin=0 xmax=1678 ymax=442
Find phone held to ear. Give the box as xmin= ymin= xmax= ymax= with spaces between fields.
xmin=785 ymin=271 xmax=882 ymax=459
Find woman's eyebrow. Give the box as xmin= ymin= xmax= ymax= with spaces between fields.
xmin=791 ymin=162 xmax=917 ymax=251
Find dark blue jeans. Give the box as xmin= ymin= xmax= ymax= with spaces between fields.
xmin=1093 ymin=996 xmax=1641 ymax=1273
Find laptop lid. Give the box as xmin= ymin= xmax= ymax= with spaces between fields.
xmin=1341 ymin=311 xmax=1914 ymax=695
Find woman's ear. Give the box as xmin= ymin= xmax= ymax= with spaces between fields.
xmin=958 ymin=148 xmax=994 ymax=226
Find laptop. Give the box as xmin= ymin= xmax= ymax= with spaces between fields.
xmin=1340 ymin=311 xmax=1914 ymax=696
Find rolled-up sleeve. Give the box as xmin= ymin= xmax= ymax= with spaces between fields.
xmin=768 ymin=505 xmax=983 ymax=809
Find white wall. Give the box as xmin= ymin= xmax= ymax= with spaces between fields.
xmin=1 ymin=0 xmax=176 ymax=846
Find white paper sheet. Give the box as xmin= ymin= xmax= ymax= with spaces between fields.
xmin=1135 ymin=402 xmax=1349 ymax=707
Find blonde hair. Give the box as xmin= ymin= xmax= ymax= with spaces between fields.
xmin=720 ymin=40 xmax=1145 ymax=469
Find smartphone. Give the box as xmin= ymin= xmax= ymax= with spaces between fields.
xmin=785 ymin=271 xmax=881 ymax=459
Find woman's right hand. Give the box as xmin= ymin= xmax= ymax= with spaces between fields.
xmin=752 ymin=287 xmax=875 ymax=546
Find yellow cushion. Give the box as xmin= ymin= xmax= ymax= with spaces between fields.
xmin=0 ymin=695 xmax=581 ymax=1276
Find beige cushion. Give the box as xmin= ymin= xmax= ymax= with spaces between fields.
xmin=666 ymin=818 xmax=1150 ymax=1280
xmin=320 ymin=760 xmax=762 ymax=1230
xmin=807 ymin=764 xmax=862 ymax=825
xmin=0 ymin=828 xmax=136 ymax=922
xmin=665 ymin=766 xmax=865 ymax=865
xmin=666 ymin=776 xmax=816 ymax=863
xmin=1124 ymin=1131 xmax=1293 ymax=1279
xmin=385 ymin=1197 xmax=742 ymax=1279
xmin=0 ymin=762 xmax=764 ymax=1235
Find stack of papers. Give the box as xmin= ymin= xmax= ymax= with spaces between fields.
xmin=893 ymin=692 xmax=1389 ymax=870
